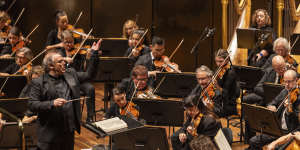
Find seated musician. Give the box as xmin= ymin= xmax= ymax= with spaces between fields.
xmin=135 ymin=36 xmax=180 ymax=79
xmin=171 ymin=94 xmax=221 ymax=150
xmin=0 ymin=47 xmax=32 ymax=75
xmin=189 ymin=65 xmax=223 ymax=117
xmin=124 ymin=29 xmax=150 ymax=62
xmin=117 ymin=65 xmax=156 ymax=101
xmin=0 ymin=26 xmax=23 ymax=57
xmin=46 ymin=10 xmax=79 ymax=50
xmin=266 ymin=107 xmax=300 ymax=150
xmin=122 ymin=19 xmax=138 ymax=47
xmin=19 ymin=65 xmax=44 ymax=123
xmin=246 ymin=69 xmax=300 ymax=150
xmin=262 ymin=37 xmax=298 ymax=70
xmin=248 ymin=9 xmax=275 ymax=67
xmin=0 ymin=11 xmax=11 ymax=42
xmin=105 ymin=88 xmax=139 ymax=120
xmin=214 ymin=49 xmax=240 ymax=117
xmin=244 ymin=55 xmax=286 ymax=105
xmin=58 ymin=29 xmax=97 ymax=122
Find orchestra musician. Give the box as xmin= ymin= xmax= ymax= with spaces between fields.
xmin=214 ymin=49 xmax=240 ymax=117
xmin=189 ymin=65 xmax=223 ymax=117
xmin=0 ymin=47 xmax=33 ymax=75
xmin=246 ymin=69 xmax=300 ymax=150
xmin=262 ymin=37 xmax=298 ymax=70
xmin=117 ymin=65 xmax=156 ymax=101
xmin=248 ymin=9 xmax=275 ymax=67
xmin=0 ymin=26 xmax=23 ymax=57
xmin=124 ymin=29 xmax=150 ymax=62
xmin=19 ymin=65 xmax=44 ymax=123
xmin=122 ymin=19 xmax=138 ymax=47
xmin=244 ymin=55 xmax=286 ymax=106
xmin=0 ymin=11 xmax=11 ymax=41
xmin=45 ymin=10 xmax=76 ymax=50
xmin=105 ymin=88 xmax=139 ymax=120
xmin=28 ymin=39 xmax=101 ymax=150
xmin=58 ymin=29 xmax=96 ymax=122
xmin=171 ymin=94 xmax=221 ymax=150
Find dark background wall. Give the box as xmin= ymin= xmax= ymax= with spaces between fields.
xmin=4 ymin=0 xmax=277 ymax=71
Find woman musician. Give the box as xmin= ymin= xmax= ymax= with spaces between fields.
xmin=0 ymin=26 xmax=24 ymax=57
xmin=105 ymin=88 xmax=139 ymax=120
xmin=171 ymin=94 xmax=221 ymax=150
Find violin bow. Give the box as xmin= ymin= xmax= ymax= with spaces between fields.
xmin=6 ymin=0 xmax=16 ymax=12
xmin=0 ymin=48 xmax=49 ymax=94
xmin=10 ymin=24 xmax=40 ymax=56
xmin=153 ymin=39 xmax=184 ymax=94
xmin=71 ymin=28 xmax=93 ymax=60
xmin=73 ymin=11 xmax=83 ymax=28
xmin=128 ymin=29 xmax=149 ymax=57
xmin=3 ymin=8 xmax=25 ymax=44
xmin=125 ymin=81 xmax=140 ymax=116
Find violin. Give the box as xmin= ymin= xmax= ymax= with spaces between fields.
xmin=153 ymin=55 xmax=181 ymax=73
xmin=120 ymin=101 xmax=139 ymax=119
xmin=285 ymin=55 xmax=297 ymax=71
xmin=18 ymin=63 xmax=32 ymax=76
xmin=277 ymin=86 xmax=300 ymax=113
xmin=188 ymin=113 xmax=203 ymax=137
xmin=69 ymin=44 xmax=91 ymax=56
xmin=136 ymin=87 xmax=160 ymax=99
xmin=66 ymin=24 xmax=86 ymax=39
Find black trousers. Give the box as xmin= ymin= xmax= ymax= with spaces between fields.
xmin=246 ymin=134 xmax=277 ymax=150
xmin=80 ymin=82 xmax=95 ymax=119
xmin=37 ymin=131 xmax=74 ymax=150
xmin=171 ymin=129 xmax=192 ymax=150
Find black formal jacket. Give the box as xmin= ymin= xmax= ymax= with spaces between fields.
xmin=135 ymin=52 xmax=156 ymax=71
xmin=178 ymin=114 xmax=221 ymax=139
xmin=0 ymin=44 xmax=12 ymax=56
xmin=253 ymin=67 xmax=279 ymax=97
xmin=58 ymin=48 xmax=86 ymax=72
xmin=217 ymin=67 xmax=240 ymax=106
xmin=2 ymin=62 xmax=20 ymax=74
xmin=268 ymin=89 xmax=300 ymax=132
xmin=262 ymin=54 xmax=299 ymax=70
xmin=28 ymin=50 xmax=99 ymax=143
xmin=189 ymin=84 xmax=223 ymax=117
xmin=46 ymin=28 xmax=81 ymax=46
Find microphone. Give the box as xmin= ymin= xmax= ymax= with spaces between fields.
xmin=205 ymin=28 xmax=216 ymax=39
xmin=190 ymin=27 xmax=209 ymax=54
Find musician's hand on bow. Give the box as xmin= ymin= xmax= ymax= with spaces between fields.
xmin=0 ymin=54 xmax=12 ymax=58
xmin=132 ymin=48 xmax=140 ymax=57
xmin=203 ymin=98 xmax=214 ymax=109
xmin=0 ymin=73 xmax=10 ymax=76
xmin=148 ymin=71 xmax=160 ymax=77
xmin=179 ymin=133 xmax=187 ymax=143
xmin=267 ymin=105 xmax=276 ymax=112
xmin=53 ymin=98 xmax=67 ymax=107
xmin=0 ymin=119 xmax=5 ymax=132
xmin=293 ymin=132 xmax=300 ymax=141
xmin=265 ymin=143 xmax=276 ymax=150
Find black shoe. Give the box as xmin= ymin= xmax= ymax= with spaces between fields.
xmin=86 ymin=117 xmax=94 ymax=123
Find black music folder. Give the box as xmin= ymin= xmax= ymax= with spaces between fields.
xmin=290 ymin=34 xmax=300 ymax=54
xmin=242 ymin=103 xmax=285 ymax=137
xmin=0 ymin=57 xmax=14 ymax=72
xmin=232 ymin=65 xmax=264 ymax=90
xmin=86 ymin=38 xmax=129 ymax=57
xmin=94 ymin=57 xmax=134 ymax=82
xmin=263 ymin=82 xmax=284 ymax=104
xmin=133 ymin=98 xmax=184 ymax=126
xmin=154 ymin=72 xmax=198 ymax=98
xmin=237 ymin=28 xmax=272 ymax=49
xmin=0 ymin=75 xmax=27 ymax=98
xmin=113 ymin=126 xmax=169 ymax=150
xmin=0 ymin=98 xmax=28 ymax=120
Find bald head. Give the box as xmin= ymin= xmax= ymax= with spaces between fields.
xmin=272 ymin=55 xmax=286 ymax=75
xmin=283 ymin=69 xmax=298 ymax=90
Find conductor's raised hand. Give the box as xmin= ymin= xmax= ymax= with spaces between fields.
xmin=53 ymin=98 xmax=67 ymax=107
xmin=91 ymin=39 xmax=103 ymax=51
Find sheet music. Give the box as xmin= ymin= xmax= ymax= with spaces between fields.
xmin=93 ymin=117 xmax=128 ymax=133
xmin=214 ymin=129 xmax=232 ymax=150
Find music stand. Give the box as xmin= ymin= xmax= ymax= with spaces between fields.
xmin=237 ymin=28 xmax=272 ymax=49
xmin=154 ymin=72 xmax=198 ymax=98
xmin=0 ymin=122 xmax=37 ymax=149
xmin=86 ymin=38 xmax=129 ymax=57
xmin=231 ymin=65 xmax=264 ymax=142
xmin=0 ymin=75 xmax=27 ymax=98
xmin=0 ymin=98 xmax=28 ymax=120
xmin=132 ymin=98 xmax=184 ymax=126
xmin=113 ymin=126 xmax=169 ymax=150
xmin=94 ymin=57 xmax=134 ymax=111
xmin=242 ymin=103 xmax=284 ymax=137
xmin=290 ymin=34 xmax=300 ymax=54
xmin=263 ymin=82 xmax=284 ymax=104
xmin=0 ymin=57 xmax=14 ymax=72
